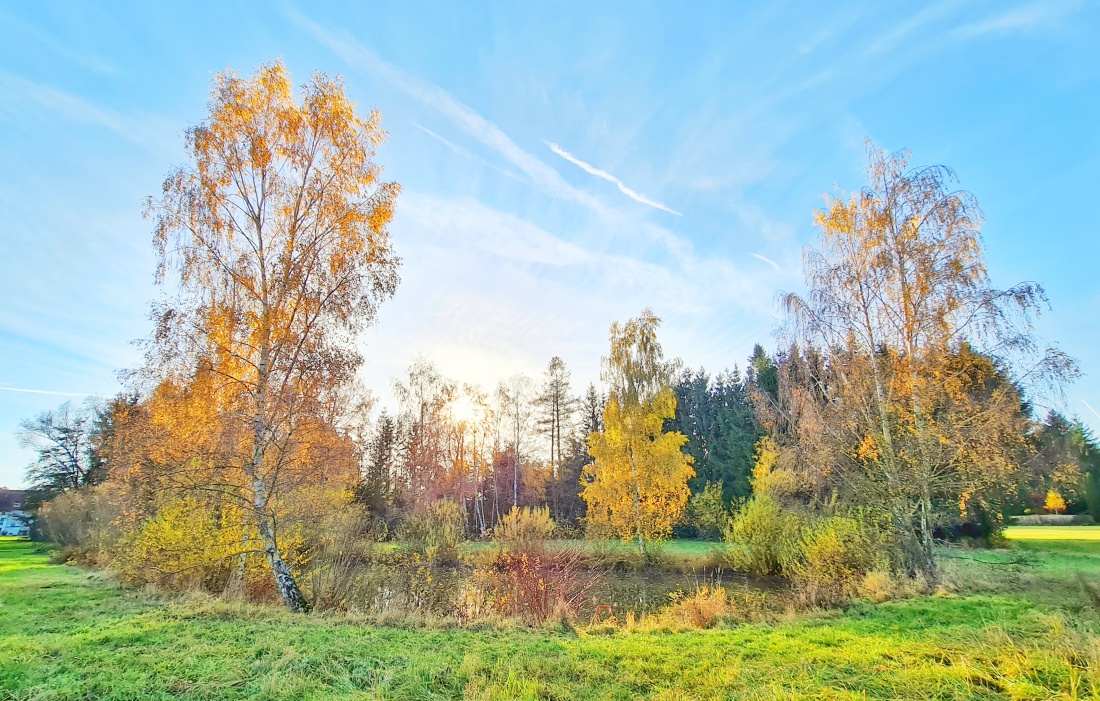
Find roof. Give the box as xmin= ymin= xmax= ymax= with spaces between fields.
xmin=0 ymin=489 xmax=27 ymax=512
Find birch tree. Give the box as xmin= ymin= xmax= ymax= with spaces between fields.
xmin=780 ymin=143 xmax=1075 ymax=577
xmin=581 ymin=309 xmax=694 ymax=553
xmin=145 ymin=61 xmax=400 ymax=612
xmin=496 ymin=374 xmax=535 ymax=508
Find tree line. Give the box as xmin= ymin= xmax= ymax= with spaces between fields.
xmin=18 ymin=60 xmax=1099 ymax=612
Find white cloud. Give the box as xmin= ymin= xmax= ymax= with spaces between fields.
xmin=291 ymin=9 xmax=708 ymax=262
xmin=865 ymin=1 xmax=959 ymax=55
xmin=0 ymin=72 xmax=178 ymax=157
xmin=413 ymin=123 xmax=524 ymax=182
xmin=289 ymin=10 xmax=610 ymax=216
xmin=953 ymin=0 xmax=1081 ymax=38
xmin=1084 ymin=400 xmax=1100 ymax=421
xmin=399 ymin=191 xmax=592 ymax=267
xmin=358 ymin=191 xmax=787 ymax=413
xmin=546 ymin=142 xmax=682 ymax=216
xmin=0 ymin=387 xmax=104 ymax=397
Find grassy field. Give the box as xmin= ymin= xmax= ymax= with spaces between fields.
xmin=1005 ymin=525 xmax=1100 ymax=541
xmin=3 ymin=535 xmax=1100 ymax=700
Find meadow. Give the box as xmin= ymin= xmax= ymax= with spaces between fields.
xmin=3 ymin=531 xmax=1100 ymax=700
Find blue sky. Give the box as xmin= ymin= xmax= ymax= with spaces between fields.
xmin=1 ymin=1 xmax=1098 ymax=487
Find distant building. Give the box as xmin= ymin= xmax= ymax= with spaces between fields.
xmin=0 ymin=489 xmax=31 ymax=536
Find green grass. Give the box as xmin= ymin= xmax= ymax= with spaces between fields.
xmin=3 ymin=536 xmax=1100 ymax=699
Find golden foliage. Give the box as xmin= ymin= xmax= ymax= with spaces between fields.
xmin=135 ymin=59 xmax=399 ymax=611
xmin=113 ymin=494 xmax=247 ymax=589
xmin=582 ymin=310 xmax=694 ymax=551
xmin=774 ymin=143 xmax=1061 ymax=576
xmin=750 ymin=436 xmax=803 ymax=498
xmin=495 ymin=506 xmax=555 ymax=544
xmin=582 ymin=390 xmax=694 ymax=545
xmin=1044 ymin=490 xmax=1067 ymax=514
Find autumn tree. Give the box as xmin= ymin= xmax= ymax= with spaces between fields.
xmin=394 ymin=357 xmax=456 ymax=507
xmin=581 ymin=309 xmax=694 ymax=554
xmin=392 ymin=359 xmax=505 ymax=533
xmin=1025 ymin=412 xmax=1100 ymax=517
xmin=144 ymin=61 xmax=400 ymax=612
xmin=779 ymin=143 xmax=1075 ymax=577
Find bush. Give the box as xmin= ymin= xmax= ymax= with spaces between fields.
xmin=113 ymin=495 xmax=243 ymax=590
xmin=859 ymin=570 xmax=896 ymax=603
xmin=476 ymin=543 xmax=600 ymax=625
xmin=661 ymin=586 xmax=730 ymax=629
xmin=687 ymin=482 xmax=729 ymax=540
xmin=403 ymin=499 xmax=466 ymax=562
xmin=794 ymin=515 xmax=877 ymax=604
xmin=39 ymin=485 xmax=128 ymax=563
xmin=494 ymin=506 xmax=554 ymax=544
xmin=725 ymin=494 xmax=804 ymax=576
xmin=303 ymin=505 xmax=374 ymax=611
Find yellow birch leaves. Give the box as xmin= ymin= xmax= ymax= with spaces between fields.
xmin=581 ymin=310 xmax=694 ymax=547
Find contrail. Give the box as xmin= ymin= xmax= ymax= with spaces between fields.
xmin=0 ymin=386 xmax=103 ymax=397
xmin=1084 ymin=400 xmax=1100 ymax=421
xmin=750 ymin=253 xmax=782 ymax=272
xmin=547 ymin=142 xmax=682 ymax=216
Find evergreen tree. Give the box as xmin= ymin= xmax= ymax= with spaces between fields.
xmin=355 ymin=411 xmax=401 ymax=525
xmin=669 ymin=367 xmax=759 ymax=502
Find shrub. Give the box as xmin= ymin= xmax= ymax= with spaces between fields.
xmin=725 ymin=494 xmax=804 ymax=576
xmin=687 ymin=482 xmax=728 ymax=540
xmin=794 ymin=515 xmax=877 ymax=604
xmin=303 ymin=505 xmax=374 ymax=611
xmin=403 ymin=499 xmax=466 ymax=562
xmin=477 ymin=544 xmax=600 ymax=624
xmin=39 ymin=485 xmax=128 ymax=563
xmin=494 ymin=506 xmax=555 ymax=544
xmin=662 ymin=586 xmax=730 ymax=629
xmin=859 ymin=570 xmax=896 ymax=603
xmin=750 ymin=436 xmax=804 ymax=499
xmin=113 ymin=495 xmax=243 ymax=590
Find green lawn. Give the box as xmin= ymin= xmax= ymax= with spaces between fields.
xmin=2 ymin=536 xmax=1100 ymax=699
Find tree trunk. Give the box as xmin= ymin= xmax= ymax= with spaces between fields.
xmin=223 ymin=526 xmax=249 ymax=598
xmin=250 ymin=344 xmax=309 ymax=613
xmin=919 ymin=486 xmax=936 ymax=581
xmin=629 ymin=440 xmax=645 ymax=556
xmin=255 ymin=507 xmax=310 ymax=613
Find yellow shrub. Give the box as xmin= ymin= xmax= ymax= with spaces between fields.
xmin=403 ymin=499 xmax=466 ymax=562
xmin=859 ymin=570 xmax=896 ymax=603
xmin=664 ymin=587 xmax=730 ymax=629
xmin=114 ymin=495 xmax=245 ymax=590
xmin=726 ymin=494 xmax=804 ymax=576
xmin=494 ymin=506 xmax=554 ymax=544
xmin=795 ymin=516 xmax=877 ymax=604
